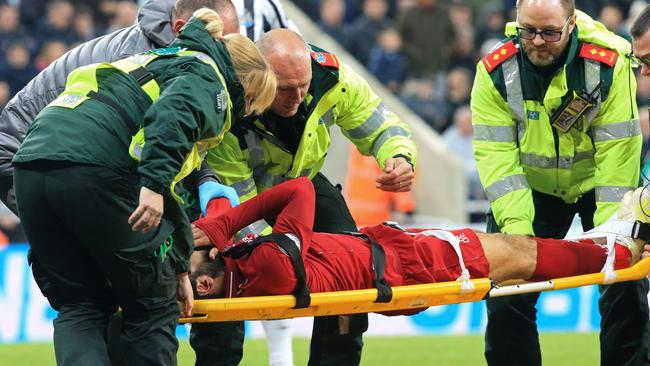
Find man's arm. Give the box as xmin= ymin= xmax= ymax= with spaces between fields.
xmin=471 ymin=62 xmax=535 ymax=235
xmin=193 ymin=177 xmax=316 ymax=252
xmin=590 ymin=56 xmax=642 ymax=226
xmin=335 ymin=62 xmax=418 ymax=190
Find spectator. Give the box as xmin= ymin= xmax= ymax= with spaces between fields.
xmin=347 ymin=0 xmax=392 ymax=65
xmin=449 ymin=0 xmax=473 ymax=30
xmin=442 ymin=105 xmax=485 ymax=200
xmin=318 ymin=0 xmax=350 ymax=46
xmin=0 ymin=81 xmax=10 ymax=110
xmin=33 ymin=0 xmax=79 ymax=50
xmin=74 ymin=6 xmax=101 ymax=42
xmin=2 ymin=42 xmax=38 ymax=97
xmin=449 ymin=28 xmax=477 ymax=74
xmin=397 ymin=0 xmax=455 ymax=77
xmin=475 ymin=2 xmax=504 ymax=53
xmin=0 ymin=4 xmax=34 ymax=56
xmin=106 ymin=0 xmax=138 ymax=33
xmin=34 ymin=41 xmax=68 ymax=71
xmin=599 ymin=3 xmax=631 ymax=41
xmin=442 ymin=67 xmax=472 ymax=132
xmin=367 ymin=27 xmax=407 ymax=92
xmin=400 ymin=77 xmax=445 ymax=128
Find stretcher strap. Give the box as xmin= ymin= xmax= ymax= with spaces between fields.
xmin=340 ymin=231 xmax=393 ymax=303
xmin=578 ymin=220 xmax=633 ymax=284
xmin=410 ymin=229 xmax=475 ymax=293
xmin=221 ymin=233 xmax=312 ymax=308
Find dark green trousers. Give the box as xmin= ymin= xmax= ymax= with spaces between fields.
xmin=15 ymin=163 xmax=180 ymax=366
xmin=484 ymin=190 xmax=650 ymax=366
xmin=190 ymin=173 xmax=366 ymax=366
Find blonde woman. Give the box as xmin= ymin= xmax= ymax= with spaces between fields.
xmin=12 ymin=8 xmax=275 ymax=366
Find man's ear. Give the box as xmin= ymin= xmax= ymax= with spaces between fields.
xmin=172 ymin=19 xmax=188 ymax=36
xmin=196 ymin=278 xmax=210 ymax=296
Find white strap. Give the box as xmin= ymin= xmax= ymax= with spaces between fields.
xmin=578 ymin=221 xmax=625 ymax=284
xmin=409 ymin=230 xmax=475 ymax=293
xmin=580 ymin=219 xmax=634 ymax=239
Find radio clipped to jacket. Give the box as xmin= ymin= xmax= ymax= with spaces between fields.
xmin=551 ymin=81 xmax=602 ymax=133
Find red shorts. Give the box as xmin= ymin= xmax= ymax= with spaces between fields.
xmin=362 ymin=226 xmax=489 ymax=286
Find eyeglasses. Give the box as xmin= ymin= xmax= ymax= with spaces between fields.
xmin=516 ymin=16 xmax=572 ymax=43
xmin=628 ymin=53 xmax=650 ymax=68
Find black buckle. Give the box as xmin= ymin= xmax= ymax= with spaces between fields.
xmin=129 ymin=67 xmax=154 ymax=86
xmin=632 ymin=221 xmax=650 ymax=242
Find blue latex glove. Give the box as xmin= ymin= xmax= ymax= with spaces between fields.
xmin=198 ymin=181 xmax=240 ymax=216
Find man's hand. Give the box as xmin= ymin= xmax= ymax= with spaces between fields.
xmin=128 ymin=187 xmax=163 ymax=233
xmin=642 ymin=244 xmax=650 ymax=260
xmin=176 ymin=272 xmax=193 ymax=317
xmin=192 ymin=223 xmax=212 ymax=247
xmin=376 ymin=156 xmax=414 ymax=192
xmin=198 ymin=181 xmax=240 ymax=217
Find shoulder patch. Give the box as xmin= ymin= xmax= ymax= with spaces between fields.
xmin=579 ymin=43 xmax=618 ymax=67
xmin=482 ymin=40 xmax=519 ymax=73
xmin=216 ymin=89 xmax=228 ymax=113
xmin=150 ymin=47 xmax=183 ymax=56
xmin=311 ymin=51 xmax=339 ymax=69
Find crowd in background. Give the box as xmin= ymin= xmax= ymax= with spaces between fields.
xmin=0 ymin=0 xmax=649 ymax=240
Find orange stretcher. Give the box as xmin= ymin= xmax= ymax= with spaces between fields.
xmin=179 ymin=257 xmax=650 ymax=324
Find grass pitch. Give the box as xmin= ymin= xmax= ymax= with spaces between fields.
xmin=0 ymin=333 xmax=599 ymax=365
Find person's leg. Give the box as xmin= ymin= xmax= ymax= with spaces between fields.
xmin=484 ymin=190 xmax=577 ymax=366
xmin=477 ymin=233 xmax=634 ymax=283
xmin=262 ymin=319 xmax=294 ymax=366
xmin=189 ymin=322 xmax=245 ymax=366
xmin=14 ymin=165 xmax=115 ymax=366
xmin=584 ymin=187 xmax=650 ymax=366
xmin=309 ymin=173 xmax=366 ymax=366
xmin=45 ymin=166 xmax=180 ymax=366
xmin=599 ymin=280 xmax=650 ymax=366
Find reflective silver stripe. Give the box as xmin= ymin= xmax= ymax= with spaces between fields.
xmin=520 ymin=153 xmax=555 ymax=169
xmin=592 ymin=120 xmax=641 ymax=142
xmin=573 ymin=150 xmax=594 ymax=163
xmin=370 ymin=126 xmax=411 ymax=156
xmin=520 ymin=150 xmax=595 ymax=169
xmin=132 ymin=144 xmax=143 ymax=160
xmin=583 ymin=59 xmax=601 ymax=124
xmin=596 ymin=186 xmax=633 ymax=202
xmin=503 ymin=57 xmax=526 ymax=140
xmin=253 ymin=168 xmax=288 ymax=188
xmin=320 ymin=109 xmax=335 ymax=128
xmin=348 ymin=103 xmax=388 ymax=139
xmin=232 ymin=177 xmax=256 ymax=197
xmin=485 ymin=174 xmax=529 ymax=202
xmin=234 ymin=219 xmax=270 ymax=240
xmin=244 ymin=130 xmax=265 ymax=168
xmin=473 ymin=124 xmax=517 ymax=142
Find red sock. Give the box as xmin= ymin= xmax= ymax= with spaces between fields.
xmin=529 ymin=238 xmax=632 ymax=281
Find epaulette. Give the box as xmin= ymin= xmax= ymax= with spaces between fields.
xmin=482 ymin=40 xmax=519 ymax=73
xmin=579 ymin=42 xmax=618 ymax=67
xmin=311 ymin=51 xmax=339 ymax=69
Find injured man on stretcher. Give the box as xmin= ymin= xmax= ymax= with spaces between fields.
xmin=190 ymin=177 xmax=650 ymax=312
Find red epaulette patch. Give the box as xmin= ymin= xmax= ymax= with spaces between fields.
xmin=311 ymin=51 xmax=339 ymax=69
xmin=482 ymin=40 xmax=519 ymax=73
xmin=579 ymin=43 xmax=618 ymax=67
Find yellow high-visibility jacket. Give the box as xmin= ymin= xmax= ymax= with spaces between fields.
xmin=471 ymin=11 xmax=640 ymax=235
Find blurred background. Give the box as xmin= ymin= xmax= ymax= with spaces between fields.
xmin=0 ymin=0 xmax=649 ymax=364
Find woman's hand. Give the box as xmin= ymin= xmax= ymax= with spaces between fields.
xmin=128 ymin=187 xmax=163 ymax=233
xmin=176 ymin=272 xmax=193 ymax=317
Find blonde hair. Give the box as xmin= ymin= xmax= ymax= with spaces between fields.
xmin=193 ymin=8 xmax=276 ymax=115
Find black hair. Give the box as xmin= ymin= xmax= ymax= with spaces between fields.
xmin=631 ymin=5 xmax=650 ymax=39
xmin=189 ymin=251 xmax=226 ymax=297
